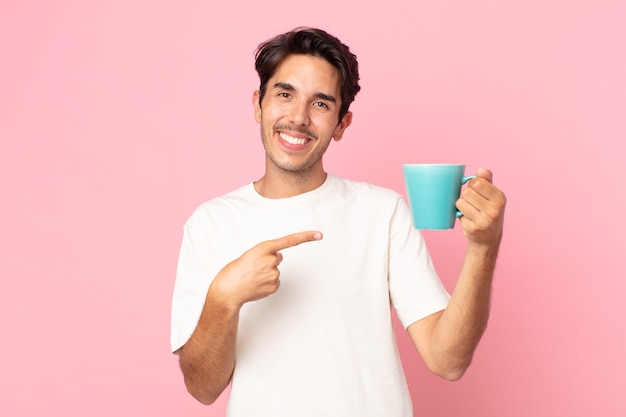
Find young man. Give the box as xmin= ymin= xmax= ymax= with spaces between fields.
xmin=171 ymin=27 xmax=506 ymax=416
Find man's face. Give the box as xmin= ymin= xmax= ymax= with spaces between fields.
xmin=253 ymin=54 xmax=352 ymax=176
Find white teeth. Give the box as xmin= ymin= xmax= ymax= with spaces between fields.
xmin=280 ymin=132 xmax=307 ymax=145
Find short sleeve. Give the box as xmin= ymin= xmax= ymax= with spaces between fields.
xmin=388 ymin=197 xmax=450 ymax=329
xmin=170 ymin=211 xmax=215 ymax=353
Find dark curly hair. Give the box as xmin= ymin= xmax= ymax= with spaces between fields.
xmin=254 ymin=27 xmax=361 ymax=122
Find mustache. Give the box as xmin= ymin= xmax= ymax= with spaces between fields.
xmin=274 ymin=125 xmax=318 ymax=140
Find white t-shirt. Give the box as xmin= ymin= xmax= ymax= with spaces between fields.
xmin=171 ymin=174 xmax=450 ymax=417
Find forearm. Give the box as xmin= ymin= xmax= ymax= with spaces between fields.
xmin=429 ymin=242 xmax=499 ymax=378
xmin=178 ymin=286 xmax=240 ymax=405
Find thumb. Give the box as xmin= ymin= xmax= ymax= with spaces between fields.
xmin=476 ymin=167 xmax=493 ymax=183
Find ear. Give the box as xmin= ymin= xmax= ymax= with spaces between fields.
xmin=332 ymin=111 xmax=353 ymax=142
xmin=253 ymin=90 xmax=262 ymax=123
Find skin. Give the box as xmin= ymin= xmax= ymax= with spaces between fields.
xmin=252 ymin=54 xmax=352 ymax=198
xmin=177 ymin=53 xmax=507 ymax=404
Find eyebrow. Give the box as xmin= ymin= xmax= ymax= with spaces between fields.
xmin=273 ymin=82 xmax=337 ymax=103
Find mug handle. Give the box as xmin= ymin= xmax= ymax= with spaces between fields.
xmin=455 ymin=175 xmax=477 ymax=218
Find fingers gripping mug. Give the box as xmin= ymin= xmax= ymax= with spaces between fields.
xmin=403 ymin=164 xmax=476 ymax=229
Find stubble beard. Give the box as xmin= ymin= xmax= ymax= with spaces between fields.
xmin=261 ymin=124 xmax=330 ymax=178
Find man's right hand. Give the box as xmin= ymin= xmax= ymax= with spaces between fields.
xmin=208 ymin=231 xmax=323 ymax=309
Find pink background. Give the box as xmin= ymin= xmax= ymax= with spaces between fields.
xmin=2 ymin=1 xmax=625 ymax=416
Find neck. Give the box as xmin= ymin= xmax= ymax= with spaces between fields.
xmin=254 ymin=168 xmax=327 ymax=199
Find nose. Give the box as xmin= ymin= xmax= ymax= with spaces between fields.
xmin=288 ymin=100 xmax=309 ymax=125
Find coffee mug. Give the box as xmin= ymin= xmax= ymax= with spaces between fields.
xmin=403 ymin=164 xmax=476 ymax=229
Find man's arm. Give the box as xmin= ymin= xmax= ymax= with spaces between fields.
xmin=408 ymin=168 xmax=506 ymax=380
xmin=177 ymin=286 xmax=240 ymax=405
xmin=176 ymin=231 xmax=323 ymax=404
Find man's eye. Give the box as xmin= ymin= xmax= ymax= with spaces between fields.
xmin=278 ymin=92 xmax=291 ymax=98
xmin=313 ymin=102 xmax=329 ymax=109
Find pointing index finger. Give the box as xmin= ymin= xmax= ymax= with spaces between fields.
xmin=264 ymin=231 xmax=323 ymax=252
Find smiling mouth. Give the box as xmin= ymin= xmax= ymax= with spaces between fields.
xmin=279 ymin=132 xmax=309 ymax=146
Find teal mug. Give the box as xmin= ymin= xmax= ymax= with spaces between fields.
xmin=403 ymin=164 xmax=476 ymax=229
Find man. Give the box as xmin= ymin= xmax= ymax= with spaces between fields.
xmin=171 ymin=27 xmax=506 ymax=416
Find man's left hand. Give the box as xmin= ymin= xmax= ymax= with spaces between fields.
xmin=456 ymin=168 xmax=507 ymax=247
